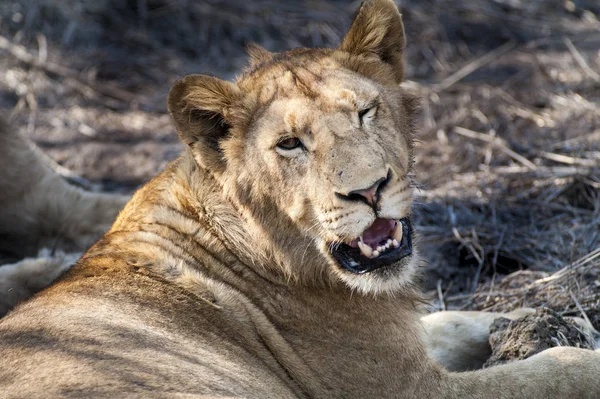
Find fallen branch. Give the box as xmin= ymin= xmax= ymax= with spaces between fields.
xmin=563 ymin=37 xmax=600 ymax=82
xmin=538 ymin=151 xmax=598 ymax=168
xmin=454 ymin=126 xmax=538 ymax=170
xmin=433 ymin=41 xmax=517 ymax=92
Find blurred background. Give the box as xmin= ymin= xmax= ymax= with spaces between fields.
xmin=0 ymin=0 xmax=599 ymax=325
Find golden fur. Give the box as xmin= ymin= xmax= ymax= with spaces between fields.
xmin=1 ymin=1 xmax=599 ymax=397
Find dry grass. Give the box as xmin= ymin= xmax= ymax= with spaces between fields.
xmin=0 ymin=0 xmax=598 ymax=325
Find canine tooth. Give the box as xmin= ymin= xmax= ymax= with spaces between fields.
xmin=372 ymin=250 xmax=380 ymax=257
xmin=387 ymin=239 xmax=392 ymax=245
xmin=393 ymin=222 xmax=403 ymax=243
xmin=392 ymin=239 xmax=399 ymax=247
xmin=357 ymin=241 xmax=373 ymax=258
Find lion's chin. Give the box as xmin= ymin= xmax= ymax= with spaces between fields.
xmin=332 ymin=253 xmax=420 ymax=295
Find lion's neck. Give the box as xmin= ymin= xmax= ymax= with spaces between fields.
xmin=110 ymin=152 xmax=285 ymax=290
xmin=108 ymin=151 xmax=446 ymax=398
xmin=252 ymin=286 xmax=444 ymax=397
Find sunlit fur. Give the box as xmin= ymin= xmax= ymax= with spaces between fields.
xmin=169 ymin=48 xmax=421 ymax=295
xmin=1 ymin=1 xmax=599 ymax=398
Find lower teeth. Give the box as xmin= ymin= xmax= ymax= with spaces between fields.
xmin=355 ymin=220 xmax=404 ymax=259
xmin=358 ymin=241 xmax=395 ymax=258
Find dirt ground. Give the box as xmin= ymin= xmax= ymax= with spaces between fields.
xmin=0 ymin=0 xmax=599 ymax=326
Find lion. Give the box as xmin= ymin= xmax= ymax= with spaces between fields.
xmin=0 ymin=127 xmax=551 ymax=374
xmin=0 ymin=0 xmax=599 ymax=397
xmin=0 ymin=118 xmax=128 ymax=316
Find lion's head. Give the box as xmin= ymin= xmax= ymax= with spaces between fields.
xmin=168 ymin=0 xmax=419 ymax=294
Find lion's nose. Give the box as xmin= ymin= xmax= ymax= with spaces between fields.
xmin=335 ymin=169 xmax=391 ymax=208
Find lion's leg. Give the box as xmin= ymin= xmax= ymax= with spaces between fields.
xmin=421 ymin=308 xmax=535 ymax=371
xmin=0 ymin=119 xmax=129 ymax=313
xmin=447 ymin=346 xmax=600 ymax=398
xmin=0 ymin=118 xmax=129 ymax=259
xmin=0 ymin=249 xmax=79 ymax=316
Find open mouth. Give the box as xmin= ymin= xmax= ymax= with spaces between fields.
xmin=329 ymin=218 xmax=413 ymax=274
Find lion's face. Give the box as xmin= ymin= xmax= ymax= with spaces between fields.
xmin=233 ymin=62 xmax=417 ymax=293
xmin=168 ymin=0 xmax=420 ymax=294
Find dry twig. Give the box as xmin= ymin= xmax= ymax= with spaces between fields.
xmin=454 ymin=126 xmax=537 ymax=170
xmin=433 ymin=41 xmax=517 ymax=92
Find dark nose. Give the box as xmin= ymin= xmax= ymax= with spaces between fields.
xmin=335 ymin=169 xmax=391 ymax=208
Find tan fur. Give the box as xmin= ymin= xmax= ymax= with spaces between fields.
xmin=0 ymin=249 xmax=79 ymax=316
xmin=1 ymin=1 xmax=599 ymax=397
xmin=422 ymin=308 xmax=537 ymax=371
xmin=246 ymin=43 xmax=274 ymax=70
xmin=0 ymin=118 xmax=128 ymax=315
xmin=422 ymin=310 xmax=599 ymax=372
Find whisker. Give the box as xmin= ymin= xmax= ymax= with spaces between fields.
xmin=300 ymin=237 xmax=316 ymax=265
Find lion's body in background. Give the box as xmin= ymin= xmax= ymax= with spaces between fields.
xmin=0 ymin=119 xmax=127 ymax=316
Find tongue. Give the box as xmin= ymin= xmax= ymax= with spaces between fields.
xmin=348 ymin=219 xmax=396 ymax=248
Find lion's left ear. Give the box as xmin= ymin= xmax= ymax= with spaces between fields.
xmin=339 ymin=0 xmax=406 ymax=83
xmin=168 ymin=74 xmax=240 ymax=173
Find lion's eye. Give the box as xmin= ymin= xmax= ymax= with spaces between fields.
xmin=276 ymin=137 xmax=303 ymax=151
xmin=358 ymin=106 xmax=377 ymax=125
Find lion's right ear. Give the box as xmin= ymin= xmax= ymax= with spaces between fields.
xmin=168 ymin=74 xmax=240 ymax=172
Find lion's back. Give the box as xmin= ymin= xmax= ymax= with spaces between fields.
xmin=0 ymin=257 xmax=296 ymax=399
